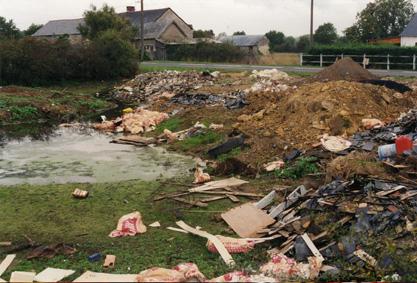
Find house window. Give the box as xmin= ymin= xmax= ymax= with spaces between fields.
xmin=145 ymin=45 xmax=155 ymax=52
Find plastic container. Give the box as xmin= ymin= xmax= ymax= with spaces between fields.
xmin=378 ymin=144 xmax=397 ymax=160
xmin=396 ymin=136 xmax=413 ymax=155
xmin=88 ymin=253 xmax=102 ymax=262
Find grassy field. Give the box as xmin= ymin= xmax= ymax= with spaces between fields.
xmin=0 ymin=179 xmax=271 ymax=281
xmin=0 ymin=82 xmax=117 ymax=125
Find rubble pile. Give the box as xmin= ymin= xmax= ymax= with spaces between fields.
xmin=246 ymin=69 xmax=291 ymax=94
xmin=264 ymin=178 xmax=417 ymax=277
xmin=93 ymin=108 xmax=168 ymax=134
xmin=238 ymin=80 xmax=414 ymax=154
xmin=111 ymin=71 xmax=216 ymax=104
xmin=311 ymin=57 xmax=378 ymax=82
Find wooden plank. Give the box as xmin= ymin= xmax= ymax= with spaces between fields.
xmin=111 ymin=136 xmax=156 ymax=146
xmin=269 ymin=186 xmax=308 ymax=219
xmin=73 ymin=271 xmax=137 ymax=282
xmin=172 ymin=197 xmax=208 ymax=208
xmin=167 ymin=227 xmax=188 ymax=234
xmin=34 ymin=268 xmax=75 ymax=282
xmin=197 ymin=191 xmax=263 ymax=197
xmin=353 ymin=250 xmax=377 ymax=267
xmin=200 ymin=196 xmax=227 ymax=203
xmin=226 ymin=194 xmax=240 ymax=203
xmin=10 ymin=271 xmax=36 ymax=283
xmin=0 ymin=278 xmax=5 ymax=283
xmin=301 ymin=233 xmax=325 ymax=262
xmin=255 ymin=191 xmax=277 ymax=209
xmin=0 ymin=254 xmax=16 ymax=277
xmin=0 ymin=242 xmax=11 ymax=247
xmin=376 ymin=186 xmax=406 ymax=197
xmin=401 ymin=191 xmax=417 ymax=201
xmin=154 ymin=192 xmax=190 ymax=201
xmin=189 ymin=178 xmax=248 ymax=193
xmin=176 ymin=221 xmax=235 ymax=266
xmin=221 ymin=203 xmax=275 ymax=238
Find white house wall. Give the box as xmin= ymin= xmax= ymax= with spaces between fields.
xmin=401 ymin=36 xmax=417 ymax=47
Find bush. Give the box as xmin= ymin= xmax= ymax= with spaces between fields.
xmin=0 ymin=33 xmax=138 ymax=86
xmin=167 ymin=42 xmax=245 ymax=63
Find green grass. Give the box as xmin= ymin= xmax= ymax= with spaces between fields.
xmin=0 ymin=180 xmax=269 ymax=280
xmin=155 ymin=117 xmax=184 ymax=134
xmin=9 ymin=106 xmax=39 ymax=121
xmin=217 ymin=147 xmax=242 ymax=163
xmin=177 ymin=130 xmax=222 ymax=151
xmin=275 ymin=157 xmax=319 ymax=180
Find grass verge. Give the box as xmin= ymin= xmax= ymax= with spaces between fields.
xmin=0 ymin=179 xmax=270 ymax=281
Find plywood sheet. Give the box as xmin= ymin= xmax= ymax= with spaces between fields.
xmin=10 ymin=271 xmax=36 ymax=283
xmin=0 ymin=254 xmax=16 ymax=277
xmin=73 ymin=271 xmax=137 ymax=283
xmin=221 ymin=203 xmax=275 ymax=238
xmin=34 ymin=268 xmax=75 ymax=282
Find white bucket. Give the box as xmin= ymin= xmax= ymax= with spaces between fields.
xmin=378 ymin=144 xmax=397 ymax=160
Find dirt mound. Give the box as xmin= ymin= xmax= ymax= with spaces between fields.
xmin=311 ymin=57 xmax=378 ymax=82
xmin=235 ymin=80 xmax=414 ymax=165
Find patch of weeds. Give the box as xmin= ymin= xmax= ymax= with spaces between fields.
xmin=217 ymin=147 xmax=242 ymax=163
xmin=177 ymin=130 xmax=222 ymax=151
xmin=76 ymin=99 xmax=109 ymax=110
xmin=0 ymin=100 xmax=7 ymax=109
xmin=9 ymin=106 xmax=39 ymax=121
xmin=155 ymin=117 xmax=183 ymax=134
xmin=275 ymin=157 xmax=319 ymax=180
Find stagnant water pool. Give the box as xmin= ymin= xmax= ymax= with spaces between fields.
xmin=0 ymin=126 xmax=194 ymax=186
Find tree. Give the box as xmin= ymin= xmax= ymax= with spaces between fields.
xmin=24 ymin=24 xmax=43 ymax=36
xmin=233 ymin=31 xmax=246 ymax=35
xmin=193 ymin=29 xmax=215 ymax=39
xmin=78 ymin=4 xmax=136 ymax=40
xmin=282 ymin=36 xmax=296 ymax=52
xmin=314 ymin=23 xmax=338 ymax=45
xmin=344 ymin=0 xmax=414 ymax=42
xmin=296 ymin=35 xmax=311 ymax=51
xmin=265 ymin=30 xmax=285 ymax=51
xmin=0 ymin=17 xmax=21 ymax=40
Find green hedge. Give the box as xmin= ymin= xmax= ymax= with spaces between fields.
xmin=0 ymin=33 xmax=138 ymax=86
xmin=167 ymin=42 xmax=245 ymax=63
xmin=305 ymin=44 xmax=417 ymax=70
xmin=308 ymin=44 xmax=417 ymax=56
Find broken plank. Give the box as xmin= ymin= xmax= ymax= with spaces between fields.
xmin=176 ymin=221 xmax=235 ymax=266
xmin=153 ymin=192 xmax=190 ymax=201
xmin=200 ymin=196 xmax=227 ymax=203
xmin=301 ymin=233 xmax=325 ymax=262
xmin=172 ymin=197 xmax=208 ymax=208
xmin=197 ymin=191 xmax=263 ymax=198
xmin=189 ymin=178 xmax=248 ymax=193
xmin=255 ymin=191 xmax=277 ymax=210
xmin=111 ymin=136 xmax=156 ymax=146
xmin=221 ymin=203 xmax=275 ymax=238
xmin=0 ymin=242 xmax=11 ymax=247
xmin=0 ymin=254 xmax=16 ymax=277
xmin=226 ymin=194 xmax=240 ymax=203
xmin=269 ymin=186 xmax=308 ymax=219
xmin=10 ymin=271 xmax=36 ymax=283
xmin=400 ymin=191 xmax=417 ymax=201
xmin=354 ymin=250 xmax=377 ymax=267
xmin=167 ymin=227 xmax=188 ymax=234
xmin=34 ymin=268 xmax=75 ymax=282
xmin=73 ymin=271 xmax=137 ymax=282
xmin=376 ymin=186 xmax=406 ymax=197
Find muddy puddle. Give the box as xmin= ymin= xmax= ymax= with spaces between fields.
xmin=0 ymin=126 xmax=194 ymax=186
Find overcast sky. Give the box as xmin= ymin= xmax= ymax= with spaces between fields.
xmin=2 ymin=0 xmax=417 ymax=37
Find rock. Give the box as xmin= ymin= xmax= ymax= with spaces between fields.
xmin=238 ymin=114 xmax=252 ymax=122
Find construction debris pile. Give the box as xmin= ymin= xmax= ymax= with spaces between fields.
xmin=93 ymin=108 xmax=168 ymax=134
xmin=236 ymin=79 xmax=414 ymax=164
xmin=246 ymin=69 xmax=291 ymax=94
xmin=110 ymin=71 xmax=217 ymax=104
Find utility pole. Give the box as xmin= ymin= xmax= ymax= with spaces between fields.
xmin=140 ymin=0 xmax=145 ymax=61
xmin=310 ymin=0 xmax=314 ymax=45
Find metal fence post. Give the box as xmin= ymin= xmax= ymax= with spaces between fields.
xmin=387 ymin=54 xmax=390 ymax=71
xmin=300 ymin=53 xmax=303 ymax=66
xmin=413 ymin=54 xmax=416 ymax=71
xmin=363 ymin=54 xmax=366 ymax=69
xmin=320 ymin=54 xmax=323 ymax=67
xmin=341 ymin=54 xmax=344 ymax=59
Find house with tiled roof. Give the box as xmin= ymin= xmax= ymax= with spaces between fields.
xmin=33 ymin=7 xmax=194 ymax=59
xmin=219 ymin=35 xmax=270 ymax=56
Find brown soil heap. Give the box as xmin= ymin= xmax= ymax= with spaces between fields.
xmin=311 ymin=57 xmax=379 ymax=82
xmin=236 ymin=80 xmax=414 ymax=166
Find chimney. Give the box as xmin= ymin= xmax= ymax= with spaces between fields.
xmin=126 ymin=6 xmax=135 ymax=13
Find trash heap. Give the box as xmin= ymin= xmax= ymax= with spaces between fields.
xmin=246 ymin=69 xmax=291 ymax=93
xmin=259 ymin=178 xmax=417 ymax=279
xmin=93 ymin=108 xmax=168 ymax=134
xmin=237 ymin=80 xmax=414 ymax=158
xmin=110 ymin=71 xmax=216 ymax=104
